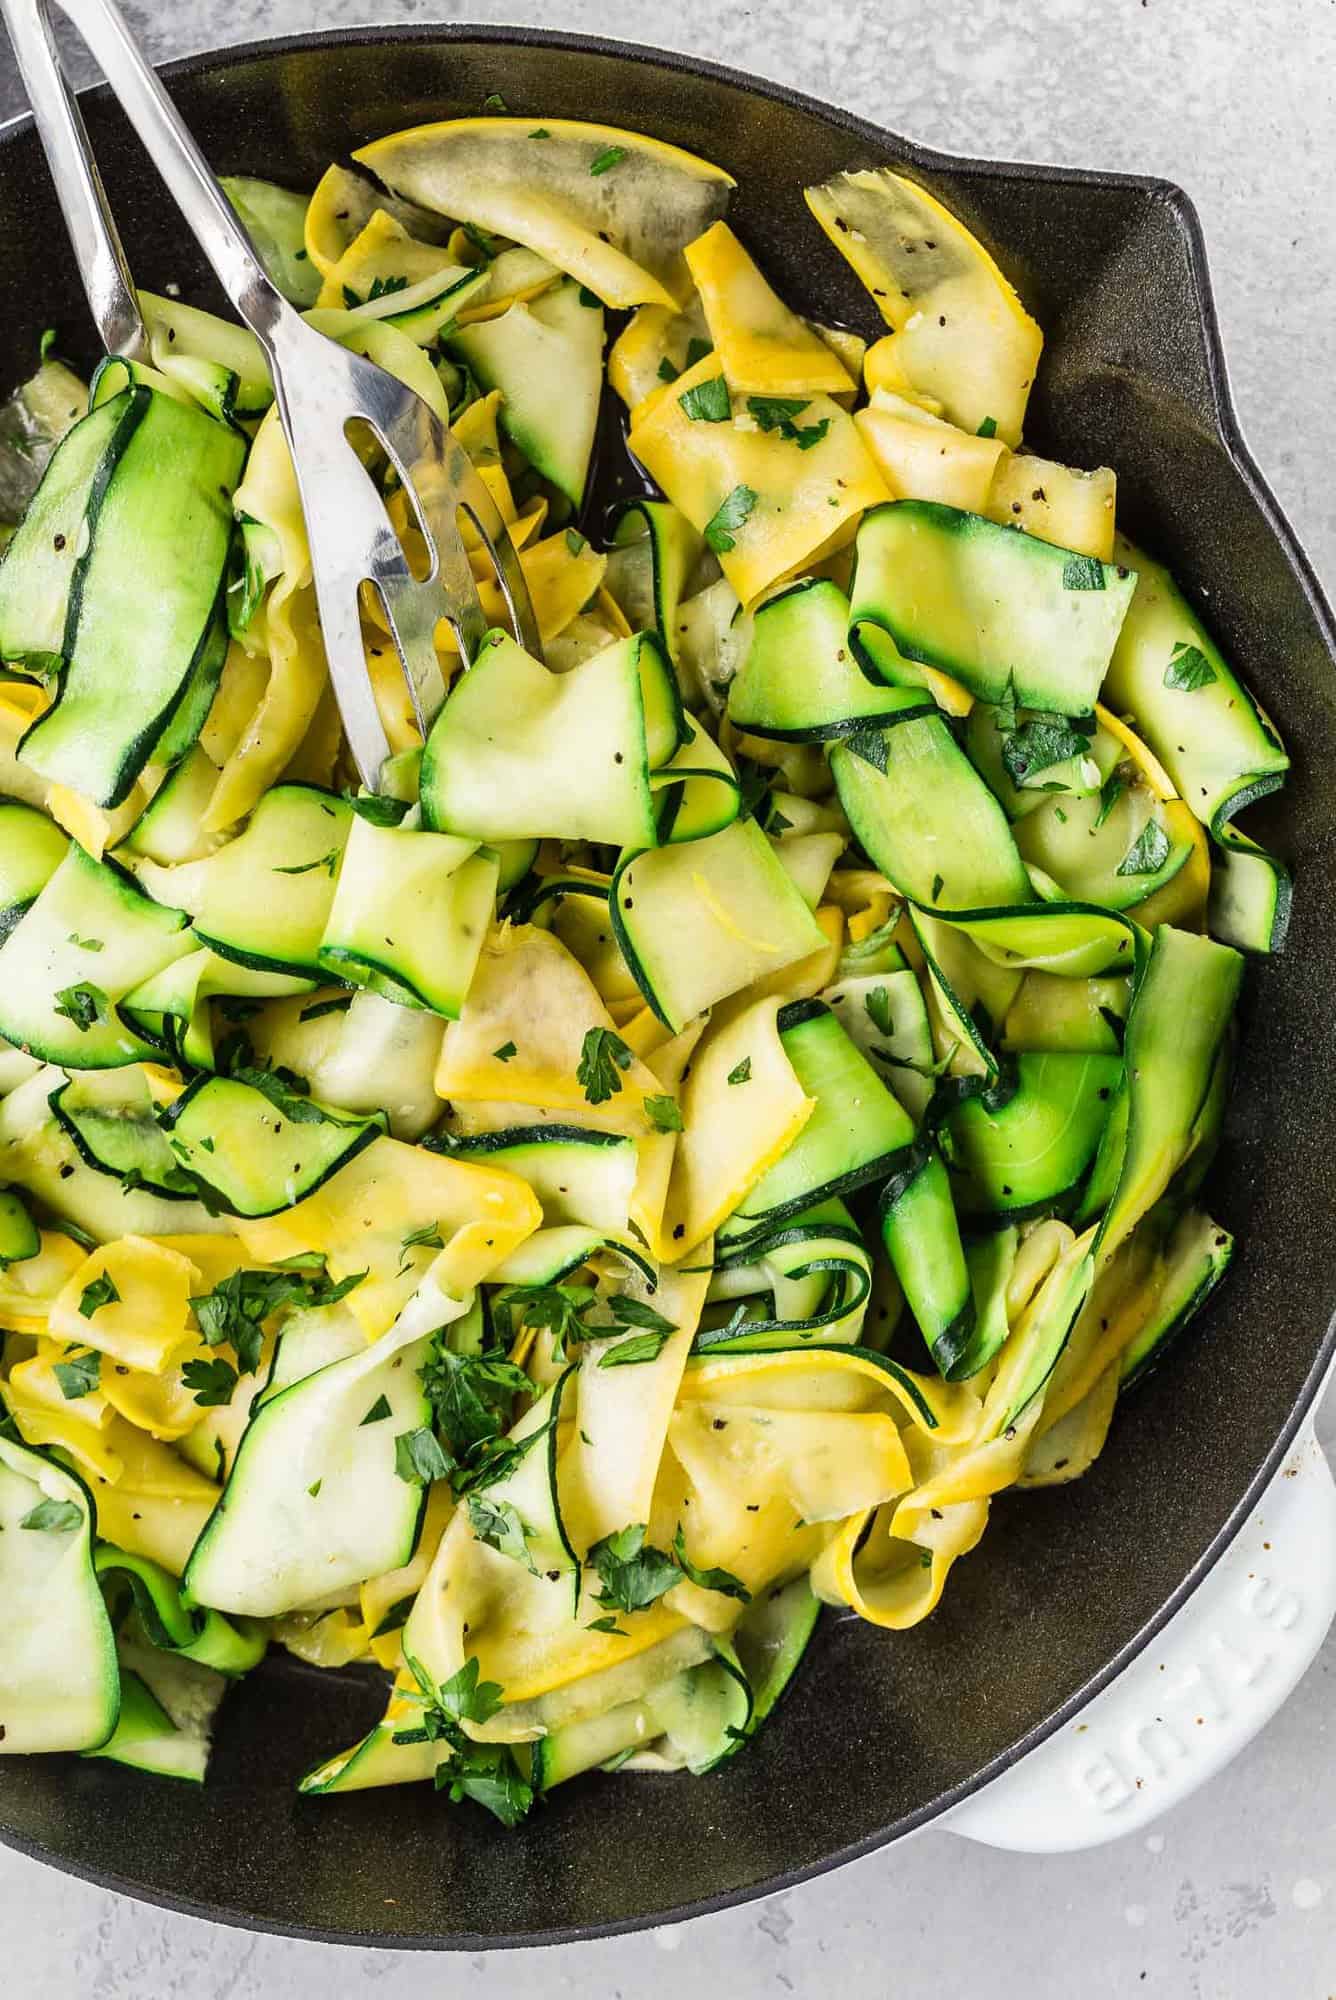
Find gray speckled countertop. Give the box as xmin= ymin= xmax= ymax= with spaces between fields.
xmin=2 ymin=3 xmax=1336 ymax=1992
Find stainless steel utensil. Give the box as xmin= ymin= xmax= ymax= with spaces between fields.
xmin=0 ymin=0 xmax=542 ymax=788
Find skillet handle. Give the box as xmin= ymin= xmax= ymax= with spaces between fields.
xmin=945 ymin=1415 xmax=1336 ymax=1851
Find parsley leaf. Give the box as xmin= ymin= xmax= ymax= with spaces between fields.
xmin=492 ymin=1284 xmax=595 ymax=1366
xmin=589 ymin=145 xmax=628 ymax=176
xmin=609 ymin=1295 xmax=675 ymax=1334
xmin=20 ymin=1498 xmax=81 ymax=1534
xmin=272 ymin=849 xmax=340 ymax=877
xmin=439 ymin=1746 xmax=533 ymax=1826
xmin=181 ymin=1355 xmax=238 ymax=1407
xmin=394 ymin=1425 xmax=453 ymax=1485
xmin=684 ymin=337 xmax=712 ymax=369
xmin=192 ymin=1263 xmax=364 ymax=1375
xmin=672 ymin=1524 xmax=751 ymax=1601
xmin=599 ymin=1331 xmax=671 ymax=1367
xmin=53 ymin=983 xmax=108 ymax=1033
xmin=931 ymin=872 xmax=945 ymax=903
xmin=53 ymin=1349 xmax=101 ymax=1400
xmin=1115 ymin=818 xmax=1172 ymax=877
xmin=397 ymin=1221 xmax=443 ymax=1273
xmin=482 ymin=91 xmax=508 ymax=112
xmin=466 ymin=1494 xmax=536 ymax=1571
xmin=419 ymin=1339 xmax=531 ymax=1472
xmin=528 ymin=127 xmax=551 ymax=139
xmin=703 ymin=484 xmax=757 ymax=554
xmin=1163 ymin=641 xmax=1218 ymax=692
xmin=345 ymin=791 xmax=410 ymax=827
xmin=588 ymin=1522 xmax=680 ymax=1615
xmin=396 ymin=1655 xmax=532 ymax=1825
xmin=727 ymin=1058 xmax=752 ymax=1085
xmin=1000 ymin=715 xmax=1092 ymax=787
xmin=864 ymin=985 xmax=894 ymax=1038
xmin=844 ymin=728 xmax=889 ymax=773
xmin=992 ymin=677 xmax=1019 ymax=735
xmin=298 ymin=996 xmax=352 ymax=1023
xmin=1093 ymin=771 xmax=1127 ymax=829
xmin=79 ymin=1273 xmax=119 ymax=1319
xmin=976 ymin=416 xmax=998 ymax=438
xmin=657 ymin=355 xmax=680 ymax=383
xmin=1062 ymin=554 xmax=1106 ymax=591
xmin=576 ymin=1026 xmax=634 ymax=1104
xmin=360 ymin=1393 xmax=393 ymax=1426
xmin=223 ymin=1063 xmax=331 ymax=1127
xmin=492 ymin=1041 xmax=517 ymax=1062
xmin=679 ymin=376 xmax=731 ymax=423
xmin=745 ymin=395 xmax=829 ymax=450
xmin=585 ymin=1614 xmax=627 ymax=1635
xmin=643 ymin=1093 xmax=683 ymax=1132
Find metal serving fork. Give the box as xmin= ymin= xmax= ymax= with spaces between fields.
xmin=0 ymin=0 xmax=542 ymax=789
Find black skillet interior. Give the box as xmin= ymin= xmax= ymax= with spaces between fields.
xmin=1 ymin=25 xmax=1335 ymax=1951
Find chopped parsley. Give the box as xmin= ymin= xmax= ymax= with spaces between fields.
xmin=864 ymin=985 xmax=894 ymax=1038
xmin=345 ymin=790 xmax=411 ymax=826
xmin=298 ymin=996 xmax=353 ymax=1023
xmin=271 ymin=849 xmax=340 ymax=877
xmin=53 ymin=1349 xmax=101 ymax=1400
xmin=416 ymin=1337 xmax=534 ymax=1483
xmin=679 ymin=376 xmax=731 ymax=423
xmin=492 ymin=1040 xmax=518 ymax=1062
xmin=844 ymin=727 xmax=889 ymax=772
xmin=1061 ymin=553 xmax=1106 ymax=591
xmin=1093 ymin=771 xmax=1127 ymax=829
xmin=703 ymin=483 xmax=757 ymax=554
xmin=393 ymin=1425 xmax=453 ymax=1485
xmin=684 ymin=336 xmax=712 ymax=368
xmin=576 ymin=1025 xmax=634 ymax=1104
xmin=528 ymin=127 xmax=551 ymax=139
xmin=589 ymin=145 xmax=628 ymax=176
xmin=585 ymin=1614 xmax=627 ymax=1635
xmin=78 ymin=1273 xmax=119 ymax=1319
xmin=657 ymin=355 xmax=680 ymax=383
xmin=192 ymin=1262 xmax=364 ymax=1375
xmin=643 ymin=1093 xmax=684 ymax=1132
xmin=1163 ymin=641 xmax=1218 ymax=692
xmin=598 ymin=1330 xmax=671 ymax=1368
xmin=999 ymin=714 xmax=1093 ymax=787
xmin=466 ymin=1494 xmax=536 ymax=1571
xmin=727 ymin=1058 xmax=752 ymax=1086
xmin=394 ymin=1654 xmax=532 ymax=1828
xmin=672 ymin=1524 xmax=750 ymax=1601
xmin=482 ymin=91 xmax=509 ymax=112
xmin=20 ymin=1498 xmax=81 ymax=1534
xmin=588 ymin=1522 xmax=680 ymax=1615
xmin=397 ymin=1221 xmax=444 ymax=1273
xmin=65 ymin=934 xmax=103 ymax=952
xmin=745 ymin=395 xmax=829 ymax=450
xmin=1115 ymin=818 xmax=1172 ymax=877
xmin=53 ymin=983 xmax=109 ymax=1034
xmin=181 ymin=1356 xmax=239 ymax=1407
xmin=931 ymin=872 xmax=945 ymax=903
xmin=360 ymin=1393 xmax=393 ymax=1426
xmin=493 ymin=1283 xmax=595 ymax=1364
xmin=341 ymin=273 xmax=409 ymax=310
xmin=976 ymin=416 xmax=998 ymax=438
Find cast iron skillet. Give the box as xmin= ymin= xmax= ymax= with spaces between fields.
xmin=1 ymin=22 xmax=1334 ymax=1952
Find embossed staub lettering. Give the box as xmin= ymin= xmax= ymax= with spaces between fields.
xmin=1070 ymin=1567 xmax=1311 ymax=1816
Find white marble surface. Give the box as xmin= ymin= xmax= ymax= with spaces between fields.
xmin=2 ymin=2 xmax=1336 ymax=1992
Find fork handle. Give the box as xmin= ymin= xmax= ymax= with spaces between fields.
xmin=38 ymin=0 xmax=291 ymax=347
xmin=0 ymin=0 xmax=147 ymax=358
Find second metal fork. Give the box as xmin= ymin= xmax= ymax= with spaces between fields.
xmin=1 ymin=0 xmax=542 ymax=789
